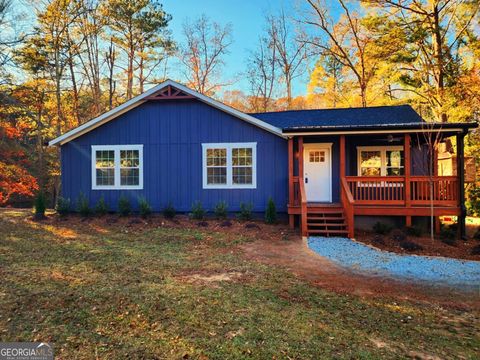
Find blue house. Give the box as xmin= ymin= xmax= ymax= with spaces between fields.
xmin=49 ymin=80 xmax=476 ymax=238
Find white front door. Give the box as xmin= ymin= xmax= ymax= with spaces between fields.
xmin=304 ymin=144 xmax=332 ymax=202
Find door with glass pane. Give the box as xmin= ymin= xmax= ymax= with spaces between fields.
xmin=303 ymin=144 xmax=332 ymax=202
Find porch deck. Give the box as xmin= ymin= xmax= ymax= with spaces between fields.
xmin=287 ymin=134 xmax=465 ymax=238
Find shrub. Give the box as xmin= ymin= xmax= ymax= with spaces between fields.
xmin=95 ymin=196 xmax=109 ymax=216
xmin=373 ymin=222 xmax=392 ymax=235
xmin=56 ymin=197 xmax=71 ymax=216
xmin=466 ymin=186 xmax=480 ymax=216
xmin=471 ymin=244 xmax=480 ymax=255
xmin=34 ymin=192 xmax=46 ymax=219
xmin=162 ymin=202 xmax=176 ymax=219
xmin=76 ymin=192 xmax=91 ymax=217
xmin=264 ymin=197 xmax=277 ymax=224
xmin=190 ymin=201 xmax=205 ymax=220
xmin=237 ymin=202 xmax=253 ymax=221
xmin=440 ymin=226 xmax=456 ymax=242
xmin=118 ymin=195 xmax=131 ymax=216
xmin=138 ymin=197 xmax=152 ymax=218
xmin=405 ymin=226 xmax=422 ymax=237
xmin=214 ymin=201 xmax=228 ymax=219
xmin=400 ymin=241 xmax=423 ymax=251
xmin=473 ymin=228 xmax=480 ymax=241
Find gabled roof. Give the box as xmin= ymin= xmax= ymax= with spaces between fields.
xmin=49 ymin=79 xmax=284 ymax=146
xmin=250 ymin=105 xmax=424 ymax=130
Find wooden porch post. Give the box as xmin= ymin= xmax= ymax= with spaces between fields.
xmin=433 ymin=144 xmax=441 ymax=234
xmin=404 ymin=134 xmax=412 ymax=227
xmin=288 ymin=137 xmax=294 ymax=228
xmin=457 ymin=132 xmax=466 ymax=239
xmin=298 ymin=137 xmax=307 ymax=236
xmin=340 ymin=135 xmax=346 ymax=179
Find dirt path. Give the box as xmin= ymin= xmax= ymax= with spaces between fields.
xmin=240 ymin=236 xmax=480 ymax=310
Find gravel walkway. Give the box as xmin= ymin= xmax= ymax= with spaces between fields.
xmin=308 ymin=237 xmax=480 ymax=289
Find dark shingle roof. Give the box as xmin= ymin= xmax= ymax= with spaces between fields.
xmin=250 ymin=105 xmax=424 ymax=130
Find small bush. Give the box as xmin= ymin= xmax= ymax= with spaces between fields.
xmin=473 ymin=228 xmax=480 ymax=241
xmin=400 ymin=241 xmax=423 ymax=251
xmin=34 ymin=192 xmax=46 ymax=219
xmin=471 ymin=245 xmax=480 ymax=255
xmin=466 ymin=186 xmax=480 ymax=216
xmin=441 ymin=237 xmax=457 ymax=246
xmin=440 ymin=226 xmax=456 ymax=242
xmin=237 ymin=202 xmax=253 ymax=221
xmin=163 ymin=202 xmax=176 ymax=219
xmin=56 ymin=197 xmax=71 ymax=216
xmin=95 ymin=196 xmax=109 ymax=216
xmin=373 ymin=222 xmax=392 ymax=235
xmin=390 ymin=229 xmax=407 ymax=242
xmin=76 ymin=192 xmax=91 ymax=217
xmin=214 ymin=201 xmax=228 ymax=219
xmin=118 ymin=195 xmax=131 ymax=216
xmin=264 ymin=197 xmax=277 ymax=224
xmin=138 ymin=197 xmax=152 ymax=218
xmin=190 ymin=201 xmax=205 ymax=220
xmin=405 ymin=226 xmax=422 ymax=237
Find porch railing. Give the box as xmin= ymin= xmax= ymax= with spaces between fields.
xmin=345 ymin=176 xmax=458 ymax=206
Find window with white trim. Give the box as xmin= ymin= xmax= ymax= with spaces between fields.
xmin=92 ymin=145 xmax=143 ymax=189
xmin=202 ymin=143 xmax=256 ymax=188
xmin=357 ymin=146 xmax=404 ymax=176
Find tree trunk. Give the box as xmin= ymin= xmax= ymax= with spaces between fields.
xmin=432 ymin=3 xmax=447 ymax=122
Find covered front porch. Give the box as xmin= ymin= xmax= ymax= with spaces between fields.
xmin=287 ymin=129 xmax=468 ymax=239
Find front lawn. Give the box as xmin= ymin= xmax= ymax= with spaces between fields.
xmin=0 ymin=209 xmax=479 ymax=359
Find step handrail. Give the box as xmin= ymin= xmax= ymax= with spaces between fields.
xmin=299 ymin=179 xmax=308 ymax=237
xmin=341 ymin=177 xmax=355 ymax=238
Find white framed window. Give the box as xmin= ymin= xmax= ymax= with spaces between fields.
xmin=357 ymin=146 xmax=404 ymax=176
xmin=91 ymin=145 xmax=143 ymax=190
xmin=202 ymin=143 xmax=257 ymax=189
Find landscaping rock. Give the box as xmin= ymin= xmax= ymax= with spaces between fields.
xmin=390 ymin=229 xmax=407 ymax=242
xmin=373 ymin=234 xmax=385 ymax=245
xmin=245 ymin=223 xmax=260 ymax=229
xmin=197 ymin=221 xmax=208 ymax=227
xmin=399 ymin=241 xmax=423 ymax=252
xmin=219 ymin=220 xmax=232 ymax=227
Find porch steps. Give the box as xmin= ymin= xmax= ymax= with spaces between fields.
xmin=306 ymin=206 xmax=349 ymax=237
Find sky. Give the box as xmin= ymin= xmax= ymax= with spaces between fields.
xmin=11 ymin=0 xmax=345 ymax=97
xmin=162 ymin=0 xmax=308 ymax=96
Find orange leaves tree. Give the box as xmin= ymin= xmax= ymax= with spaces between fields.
xmin=0 ymin=96 xmax=38 ymax=205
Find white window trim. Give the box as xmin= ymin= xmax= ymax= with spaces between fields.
xmin=202 ymin=142 xmax=257 ymax=189
xmin=91 ymin=145 xmax=144 ymax=190
xmin=357 ymin=146 xmax=404 ymax=177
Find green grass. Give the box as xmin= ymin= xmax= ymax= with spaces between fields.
xmin=0 ymin=210 xmax=479 ymax=359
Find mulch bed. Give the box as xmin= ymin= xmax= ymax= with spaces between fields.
xmin=33 ymin=212 xmax=297 ymax=243
xmin=355 ymin=230 xmax=480 ymax=261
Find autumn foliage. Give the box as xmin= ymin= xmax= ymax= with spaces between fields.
xmin=0 ymin=123 xmax=38 ymax=205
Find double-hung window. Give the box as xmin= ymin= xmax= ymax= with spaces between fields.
xmin=357 ymin=146 xmax=404 ymax=176
xmin=202 ymin=143 xmax=257 ymax=189
xmin=92 ymin=145 xmax=143 ymax=189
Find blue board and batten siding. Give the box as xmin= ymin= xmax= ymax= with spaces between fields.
xmin=60 ymin=99 xmax=288 ymax=212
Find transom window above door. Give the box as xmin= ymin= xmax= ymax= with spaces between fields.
xmin=202 ymin=143 xmax=257 ymax=189
xmin=92 ymin=145 xmax=143 ymax=189
xmin=309 ymin=150 xmax=325 ymax=163
xmin=357 ymin=146 xmax=404 ymax=176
